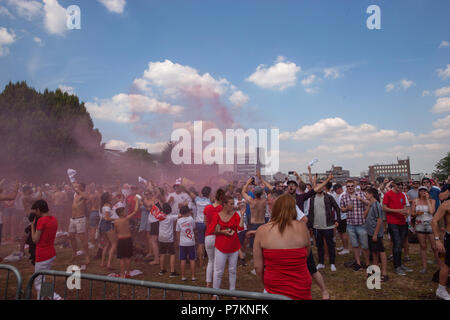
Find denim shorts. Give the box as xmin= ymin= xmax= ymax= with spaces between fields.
xmin=139 ymin=208 xmax=150 ymax=232
xmin=195 ymin=222 xmax=206 ymax=244
xmin=347 ymin=224 xmax=369 ymax=249
xmin=89 ymin=211 xmax=100 ymax=228
xmin=179 ymin=245 xmax=196 ymax=260
xmin=99 ymin=220 xmax=113 ymax=233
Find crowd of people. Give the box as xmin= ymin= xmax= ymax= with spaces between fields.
xmin=0 ymin=170 xmax=449 ymax=300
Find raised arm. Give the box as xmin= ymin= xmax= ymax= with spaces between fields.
xmin=313 ymin=173 xmax=333 ymax=193
xmin=126 ymin=198 xmax=142 ymax=220
xmin=257 ymin=170 xmax=273 ymax=191
xmin=0 ymin=182 xmax=19 ymax=201
xmin=242 ymin=177 xmax=254 ymax=203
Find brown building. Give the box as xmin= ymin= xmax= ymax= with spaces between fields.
xmin=368 ymin=157 xmax=411 ymax=182
xmin=326 ymin=165 xmax=350 ymax=183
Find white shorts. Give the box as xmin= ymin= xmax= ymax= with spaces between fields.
xmin=69 ymin=217 xmax=87 ymax=234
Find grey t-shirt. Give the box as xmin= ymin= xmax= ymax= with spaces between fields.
xmin=313 ymin=194 xmax=334 ymax=230
xmin=365 ymin=202 xmax=384 ymax=237
xmin=407 ymin=189 xmax=419 ymax=201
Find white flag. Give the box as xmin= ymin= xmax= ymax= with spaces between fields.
xmin=67 ymin=168 xmax=77 ymax=183
xmin=308 ymin=158 xmax=319 ymax=167
xmin=138 ymin=176 xmax=148 ymax=185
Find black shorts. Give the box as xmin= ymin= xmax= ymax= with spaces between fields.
xmin=150 ymin=221 xmax=159 ymax=236
xmin=368 ymin=235 xmax=385 ymax=253
xmin=445 ymin=232 xmax=450 ymax=267
xmin=337 ymin=219 xmax=347 ymax=233
xmin=159 ymin=241 xmax=175 ymax=255
xmin=307 ymin=250 xmax=317 ymax=274
xmin=117 ymin=237 xmax=133 ymax=259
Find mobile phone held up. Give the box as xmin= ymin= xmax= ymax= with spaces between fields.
xmin=288 ymin=171 xmax=294 ymax=175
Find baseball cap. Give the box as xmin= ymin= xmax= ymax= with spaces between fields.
xmin=287 ymin=180 xmax=298 ymax=186
xmin=418 ymin=186 xmax=428 ymax=192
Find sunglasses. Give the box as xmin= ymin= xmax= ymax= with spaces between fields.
xmin=346 ymin=185 xmax=354 ymax=188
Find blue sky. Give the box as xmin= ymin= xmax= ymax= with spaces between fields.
xmin=1 ymin=0 xmax=450 ymax=176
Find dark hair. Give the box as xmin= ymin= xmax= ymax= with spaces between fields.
xmin=116 ymin=207 xmax=125 ymax=216
xmin=78 ymin=183 xmax=86 ymax=191
xmin=31 ymin=200 xmax=49 ymax=213
xmin=269 ymin=189 xmax=284 ymax=198
xmin=222 ymin=195 xmax=234 ymax=206
xmin=325 ymin=181 xmax=333 ymax=190
xmin=201 ymin=186 xmax=212 ymax=197
xmin=333 ymin=183 xmax=342 ymax=191
xmin=100 ymin=192 xmax=110 ymax=209
xmin=365 ymin=187 xmax=380 ymax=202
xmin=23 ymin=186 xmax=32 ymax=194
xmin=162 ymin=202 xmax=172 ymax=214
xmin=215 ymin=188 xmax=225 ymax=202
xmin=298 ymin=182 xmax=307 ymax=192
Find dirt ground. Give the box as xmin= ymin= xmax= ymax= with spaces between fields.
xmin=0 ymin=235 xmax=444 ymax=300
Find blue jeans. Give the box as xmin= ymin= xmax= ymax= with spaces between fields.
xmin=387 ymin=224 xmax=408 ymax=268
xmin=347 ymin=224 xmax=369 ymax=249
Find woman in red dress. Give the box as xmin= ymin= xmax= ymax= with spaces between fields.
xmin=253 ymin=194 xmax=312 ymax=300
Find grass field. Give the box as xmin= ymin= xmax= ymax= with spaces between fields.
xmin=0 ymin=235 xmax=444 ymax=300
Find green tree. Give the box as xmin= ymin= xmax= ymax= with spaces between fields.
xmin=0 ymin=81 xmax=105 ymax=182
xmin=433 ymin=151 xmax=450 ymax=181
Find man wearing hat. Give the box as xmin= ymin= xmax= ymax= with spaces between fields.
xmin=382 ymin=178 xmax=412 ymax=275
xmin=167 ymin=179 xmax=192 ymax=216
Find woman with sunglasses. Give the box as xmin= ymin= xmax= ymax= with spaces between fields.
xmin=412 ymin=186 xmax=438 ymax=273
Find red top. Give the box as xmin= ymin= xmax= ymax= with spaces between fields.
xmin=263 ymin=247 xmax=312 ymax=300
xmin=212 ymin=212 xmax=243 ymax=253
xmin=36 ymin=216 xmax=58 ymax=263
xmin=126 ymin=195 xmax=140 ymax=219
xmin=382 ymin=190 xmax=407 ymax=225
xmin=204 ymin=204 xmax=223 ymax=237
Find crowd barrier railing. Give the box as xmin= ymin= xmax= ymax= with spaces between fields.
xmin=0 ymin=264 xmax=23 ymax=300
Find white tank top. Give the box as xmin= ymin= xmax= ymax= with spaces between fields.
xmin=415 ymin=203 xmax=432 ymax=223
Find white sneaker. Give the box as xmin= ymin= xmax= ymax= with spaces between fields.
xmin=250 ymin=269 xmax=257 ymax=275
xmin=330 ymin=264 xmax=337 ymax=272
xmin=336 ymin=246 xmax=344 ymax=251
xmin=338 ymin=249 xmax=350 ymax=255
xmin=316 ymin=264 xmax=325 ymax=270
xmin=436 ymin=287 xmax=450 ymax=300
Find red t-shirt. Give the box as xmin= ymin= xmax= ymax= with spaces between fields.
xmin=382 ymin=190 xmax=407 ymax=225
xmin=126 ymin=194 xmax=140 ymax=219
xmin=204 ymin=204 xmax=222 ymax=236
xmin=36 ymin=216 xmax=58 ymax=263
xmin=212 ymin=212 xmax=244 ymax=254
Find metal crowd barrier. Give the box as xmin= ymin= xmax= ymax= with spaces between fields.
xmin=24 ymin=270 xmax=291 ymax=300
xmin=0 ymin=264 xmax=23 ymax=300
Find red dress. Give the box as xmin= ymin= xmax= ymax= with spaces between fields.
xmin=263 ymin=247 xmax=312 ymax=300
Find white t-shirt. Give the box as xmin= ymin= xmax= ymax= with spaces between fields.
xmin=194 ymin=196 xmax=211 ymax=223
xmin=176 ymin=216 xmax=196 ymax=246
xmin=110 ymin=202 xmax=123 ymax=220
xmin=296 ymin=205 xmax=306 ymax=221
xmin=158 ymin=214 xmax=178 ymax=243
xmin=167 ymin=192 xmax=191 ymax=215
xmin=337 ymin=192 xmax=347 ymax=220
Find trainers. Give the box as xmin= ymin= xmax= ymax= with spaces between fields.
xmin=336 ymin=246 xmax=344 ymax=251
xmin=338 ymin=249 xmax=350 ymax=255
xmin=158 ymin=270 xmax=166 ymax=276
xmin=353 ymin=264 xmax=362 ymax=271
xmin=191 ymin=277 xmax=197 ymax=282
xmin=388 ymin=254 xmax=393 ymax=261
xmin=344 ymin=260 xmax=356 ymax=268
xmin=316 ymin=264 xmax=325 ymax=270
xmin=436 ymin=287 xmax=450 ymax=300
xmin=330 ymin=264 xmax=337 ymax=272
xmin=250 ymin=269 xmax=257 ymax=275
xmin=239 ymin=258 xmax=248 ymax=267
xmin=401 ymin=265 xmax=413 ymax=273
xmin=181 ymin=277 xmax=187 ymax=281
xmin=395 ymin=267 xmax=406 ymax=276
xmin=169 ymin=271 xmax=180 ymax=278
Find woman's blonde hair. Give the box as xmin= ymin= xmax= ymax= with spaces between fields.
xmin=270 ymin=194 xmax=297 ymax=234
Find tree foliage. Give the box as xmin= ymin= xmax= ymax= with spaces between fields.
xmin=0 ymin=81 xmax=105 ymax=182
xmin=433 ymin=151 xmax=450 ymax=181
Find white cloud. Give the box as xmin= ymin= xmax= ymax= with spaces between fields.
xmin=432 ymin=97 xmax=450 ymax=113
xmin=323 ymin=68 xmax=340 ymax=79
xmin=386 ymin=79 xmax=416 ymax=92
xmin=437 ymin=64 xmax=450 ymax=80
xmin=139 ymin=59 xmax=231 ymax=99
xmin=135 ymin=142 xmax=166 ymax=153
xmin=280 ymin=117 xmax=415 ymax=143
xmin=433 ymin=115 xmax=450 ymax=129
xmin=301 ymin=74 xmax=318 ymax=87
xmin=246 ymin=56 xmax=301 ymax=90
xmin=0 ymin=6 xmax=14 ymax=18
xmin=58 ymin=85 xmax=74 ymax=94
xmin=0 ymin=27 xmax=16 ymax=56
xmin=43 ymin=0 xmax=67 ymax=35
xmin=97 ymin=0 xmax=126 ymax=14
xmin=228 ymin=90 xmax=248 ymax=107
xmin=86 ymin=93 xmax=184 ymax=123
xmin=7 ymin=0 xmax=42 ymax=20
xmin=33 ymin=36 xmax=44 ymax=47
xmin=105 ymin=139 xmax=130 ymax=151
xmin=434 ymin=86 xmax=450 ymax=97
xmin=385 ymin=83 xmax=395 ymax=92
xmin=439 ymin=41 xmax=450 ymax=48
xmin=422 ymin=90 xmax=431 ymax=97
xmin=304 ymin=87 xmax=319 ymax=94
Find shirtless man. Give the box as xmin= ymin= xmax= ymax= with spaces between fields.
xmin=242 ymin=177 xmax=267 ymax=238
xmin=0 ymin=181 xmax=19 ymax=261
xmin=432 ymin=200 xmax=450 ymax=300
xmin=53 ymin=186 xmax=68 ymax=231
xmin=87 ymin=184 xmax=101 ymax=255
xmin=69 ymin=182 xmax=90 ymax=265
